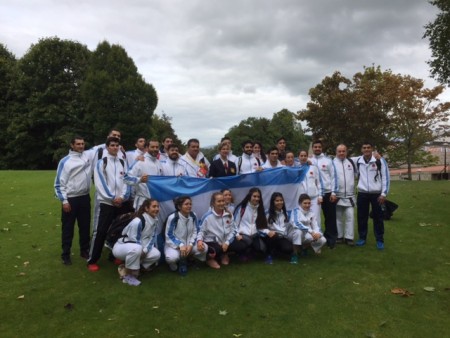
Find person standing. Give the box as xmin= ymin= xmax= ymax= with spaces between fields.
xmin=179 ymin=138 xmax=210 ymax=177
xmin=333 ymin=144 xmax=356 ymax=246
xmin=276 ymin=137 xmax=287 ymax=164
xmin=298 ymin=150 xmax=323 ymax=226
xmin=310 ymin=140 xmax=338 ymax=249
xmin=353 ymin=142 xmax=390 ymax=250
xmin=237 ymin=140 xmax=262 ymax=174
xmin=54 ymin=136 xmax=92 ymax=265
xmin=161 ymin=144 xmax=188 ymax=176
xmin=159 ymin=136 xmax=173 ymax=165
xmin=212 ymin=137 xmax=238 ymax=163
xmin=124 ymin=139 xmax=163 ymax=210
xmin=261 ymin=147 xmax=284 ymax=169
xmin=209 ymin=142 xmax=237 ymax=177
xmin=126 ymin=137 xmax=146 ymax=168
xmin=87 ymin=137 xmax=131 ymax=271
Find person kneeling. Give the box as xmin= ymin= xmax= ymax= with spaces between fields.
xmin=198 ymin=192 xmax=241 ymax=269
xmin=290 ymin=194 xmax=326 ymax=255
xmin=165 ymin=196 xmax=207 ymax=275
xmin=112 ymin=199 xmax=161 ymax=286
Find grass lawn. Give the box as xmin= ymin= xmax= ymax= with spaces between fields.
xmin=0 ymin=171 xmax=449 ymax=338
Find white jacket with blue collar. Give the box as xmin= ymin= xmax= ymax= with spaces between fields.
xmin=165 ymin=211 xmax=200 ymax=249
xmin=54 ymin=150 xmax=92 ymax=204
xmin=198 ymin=209 xmax=237 ymax=245
xmin=353 ymin=155 xmax=390 ymax=197
xmin=117 ymin=213 xmax=159 ymax=254
xmin=93 ymin=152 xmax=130 ymax=205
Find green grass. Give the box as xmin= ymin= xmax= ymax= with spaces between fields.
xmin=0 ymin=172 xmax=449 ymax=338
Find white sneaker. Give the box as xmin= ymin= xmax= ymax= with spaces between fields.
xmin=168 ymin=262 xmax=178 ymax=272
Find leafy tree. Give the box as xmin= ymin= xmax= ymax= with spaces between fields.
xmin=0 ymin=44 xmax=16 ymax=169
xmin=424 ymin=0 xmax=450 ymax=85
xmin=268 ymin=109 xmax=310 ymax=152
xmin=299 ymin=66 xmax=450 ymax=177
xmin=226 ymin=116 xmax=273 ymax=154
xmin=386 ymin=76 xmax=450 ymax=178
xmin=6 ymin=37 xmax=91 ymax=169
xmin=81 ymin=41 xmax=158 ymax=151
xmin=225 ymin=110 xmax=309 ymax=156
xmin=298 ymin=67 xmax=395 ymax=155
xmin=149 ymin=112 xmax=184 ymax=152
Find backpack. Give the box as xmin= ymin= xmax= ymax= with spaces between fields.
xmin=237 ymin=156 xmax=261 ymax=172
xmin=355 ymin=157 xmax=382 ymax=181
xmin=106 ymin=213 xmax=145 ymax=246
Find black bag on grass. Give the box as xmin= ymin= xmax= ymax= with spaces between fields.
xmin=106 ymin=213 xmax=144 ymax=246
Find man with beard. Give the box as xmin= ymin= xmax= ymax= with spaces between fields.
xmin=161 ymin=144 xmax=187 ymax=176
xmin=237 ymin=140 xmax=262 ymax=174
xmin=124 ymin=140 xmax=163 ymax=210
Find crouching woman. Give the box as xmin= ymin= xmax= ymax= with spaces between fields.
xmin=289 ymin=194 xmax=326 ymax=255
xmin=198 ymin=192 xmax=240 ymax=269
xmin=165 ymin=196 xmax=208 ymax=274
xmin=112 ymin=199 xmax=161 ymax=285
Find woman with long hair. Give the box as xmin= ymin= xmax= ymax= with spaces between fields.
xmin=233 ymin=187 xmax=269 ymax=261
xmin=198 ymin=192 xmax=242 ymax=269
xmin=112 ymin=199 xmax=161 ymax=286
xmin=165 ymin=196 xmax=207 ymax=275
xmin=221 ymin=188 xmax=235 ymax=215
xmin=266 ymin=192 xmax=302 ymax=264
xmin=253 ymin=141 xmax=267 ymax=164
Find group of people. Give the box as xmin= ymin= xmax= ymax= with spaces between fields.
xmin=54 ymin=129 xmax=390 ymax=286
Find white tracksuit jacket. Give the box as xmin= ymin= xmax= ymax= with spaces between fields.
xmin=54 ymin=150 xmax=92 ymax=204
xmin=289 ymin=207 xmax=322 ymax=234
xmin=161 ymin=158 xmax=188 ymax=176
xmin=353 ymin=156 xmax=390 ymax=197
xmin=93 ymin=153 xmax=130 ymax=205
xmin=165 ymin=211 xmax=200 ymax=249
xmin=333 ymin=157 xmax=356 ymax=201
xmin=117 ymin=214 xmax=159 ymax=254
xmin=198 ymin=209 xmax=237 ymax=245
xmin=311 ymin=153 xmax=338 ymax=195
xmin=299 ymin=164 xmax=323 ymax=198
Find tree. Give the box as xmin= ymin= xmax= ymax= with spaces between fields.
xmin=268 ymin=109 xmax=310 ymax=152
xmin=424 ymin=0 xmax=450 ymax=85
xmin=6 ymin=37 xmax=91 ymax=169
xmin=149 ymin=112 xmax=184 ymax=152
xmin=226 ymin=116 xmax=273 ymax=154
xmin=81 ymin=41 xmax=158 ymax=151
xmin=0 ymin=44 xmax=16 ymax=169
xmin=225 ymin=109 xmax=309 ymax=156
xmin=298 ymin=66 xmax=400 ymax=155
xmin=299 ymin=66 xmax=450 ymax=177
xmin=386 ymin=77 xmax=450 ymax=178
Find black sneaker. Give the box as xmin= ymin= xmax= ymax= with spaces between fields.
xmin=336 ymin=238 xmax=344 ymax=244
xmin=62 ymin=256 xmax=72 ymax=265
xmin=80 ymin=251 xmax=89 ymax=260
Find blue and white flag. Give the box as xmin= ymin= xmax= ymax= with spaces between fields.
xmin=147 ymin=166 xmax=308 ymax=222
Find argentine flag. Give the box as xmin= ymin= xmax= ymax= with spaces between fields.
xmin=147 ymin=166 xmax=308 ymax=221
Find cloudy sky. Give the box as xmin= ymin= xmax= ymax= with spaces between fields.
xmin=0 ymin=0 xmax=443 ymax=146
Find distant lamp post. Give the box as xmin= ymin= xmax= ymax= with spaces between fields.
xmin=418 ymin=169 xmax=421 ymax=181
xmin=444 ymin=143 xmax=448 ymax=180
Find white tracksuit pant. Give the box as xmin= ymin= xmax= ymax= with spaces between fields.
xmin=164 ymin=245 xmax=208 ymax=264
xmin=301 ymin=232 xmax=327 ymax=253
xmin=310 ymin=197 xmax=322 ymax=231
xmin=336 ymin=205 xmax=354 ymax=240
xmin=113 ymin=243 xmax=160 ymax=270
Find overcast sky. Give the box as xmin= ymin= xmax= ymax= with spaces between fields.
xmin=0 ymin=0 xmax=444 ymax=146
